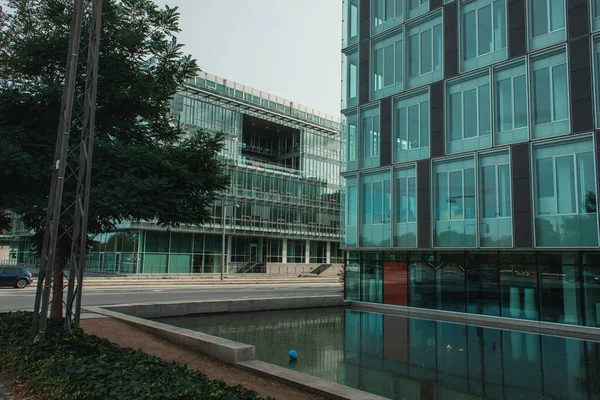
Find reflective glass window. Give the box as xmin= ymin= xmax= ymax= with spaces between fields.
xmin=528 ymin=0 xmax=566 ymax=50
xmin=494 ymin=59 xmax=528 ymax=145
xmin=343 ymin=0 xmax=359 ymax=48
xmin=434 ymin=157 xmax=477 ymax=247
xmin=360 ymin=170 xmax=392 ymax=247
xmin=530 ymin=47 xmax=569 ymax=139
xmin=461 ymin=0 xmax=507 ymax=72
xmin=372 ymin=0 xmax=403 ymax=35
xmin=342 ymin=112 xmax=358 ymax=172
xmin=360 ymin=105 xmax=381 ymax=168
xmin=408 ymin=0 xmax=429 ymax=20
xmin=407 ymin=12 xmax=443 ymax=89
xmin=533 ymin=136 xmax=598 ymax=247
xmin=394 ymin=89 xmax=430 ymax=162
xmin=372 ymin=30 xmax=403 ymax=100
xmin=342 ymin=50 xmax=359 ymax=110
xmin=479 ymin=152 xmax=512 ymax=247
xmin=594 ymin=38 xmax=600 ymax=128
xmin=593 ymin=0 xmax=600 ymax=31
xmin=394 ymin=166 xmax=417 ymax=247
xmin=446 ymin=72 xmax=492 ymax=154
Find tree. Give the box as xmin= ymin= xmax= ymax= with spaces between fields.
xmin=0 ymin=0 xmax=230 ymax=319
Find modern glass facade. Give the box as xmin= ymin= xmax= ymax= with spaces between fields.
xmin=341 ymin=0 xmax=600 ymax=329
xmin=82 ymin=72 xmax=342 ymax=274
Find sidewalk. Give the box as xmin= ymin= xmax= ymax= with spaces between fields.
xmin=23 ymin=268 xmax=340 ymax=286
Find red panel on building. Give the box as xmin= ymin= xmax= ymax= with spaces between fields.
xmin=383 ymin=261 xmax=408 ymax=306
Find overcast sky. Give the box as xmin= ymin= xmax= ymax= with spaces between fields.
xmin=152 ymin=0 xmax=342 ymax=117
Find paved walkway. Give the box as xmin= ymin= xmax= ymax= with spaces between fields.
xmin=0 ymin=373 xmax=33 ymax=400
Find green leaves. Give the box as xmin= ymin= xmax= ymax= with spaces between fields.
xmin=0 ymin=0 xmax=226 ymax=251
xmin=0 ymin=312 xmax=269 ymax=400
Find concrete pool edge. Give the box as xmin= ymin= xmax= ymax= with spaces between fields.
xmin=347 ymin=300 xmax=600 ymax=341
xmin=83 ymin=296 xmax=386 ymax=400
xmin=101 ymin=295 xmax=344 ymax=318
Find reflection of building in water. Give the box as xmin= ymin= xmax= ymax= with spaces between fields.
xmin=343 ymin=310 xmax=600 ymax=400
xmin=155 ymin=307 xmax=345 ymax=382
xmin=341 ymin=0 xmax=600 ymax=329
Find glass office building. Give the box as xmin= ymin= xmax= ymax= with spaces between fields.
xmin=84 ymin=72 xmax=342 ymax=274
xmin=341 ymin=0 xmax=600 ymax=328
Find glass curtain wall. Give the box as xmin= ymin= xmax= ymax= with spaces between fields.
xmin=530 ymin=47 xmax=569 ymax=139
xmin=372 ymin=0 xmax=403 ymax=35
xmin=343 ymin=112 xmax=359 ymax=172
xmin=433 ymin=157 xmax=477 ymax=247
xmin=528 ymin=0 xmax=566 ymax=51
xmin=494 ymin=59 xmax=528 ymax=145
xmin=407 ymin=12 xmax=443 ymax=89
xmin=342 ymin=50 xmax=359 ymax=109
xmin=372 ymin=29 xmax=404 ymax=99
xmin=393 ymin=90 xmax=430 ymax=162
xmin=344 ymin=175 xmax=358 ymax=248
xmin=533 ymin=136 xmax=598 ymax=247
xmin=479 ymin=151 xmax=512 ymax=247
xmin=460 ymin=0 xmax=507 ymax=72
xmin=360 ymin=170 xmax=392 ymax=247
xmin=343 ymin=0 xmax=359 ymax=48
xmin=394 ymin=166 xmax=417 ymax=247
xmin=446 ymin=71 xmax=492 ymax=154
xmin=360 ymin=105 xmax=381 ymax=169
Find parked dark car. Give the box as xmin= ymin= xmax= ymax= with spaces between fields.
xmin=0 ymin=267 xmax=33 ymax=288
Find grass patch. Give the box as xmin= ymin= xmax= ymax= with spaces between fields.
xmin=0 ymin=311 xmax=272 ymax=400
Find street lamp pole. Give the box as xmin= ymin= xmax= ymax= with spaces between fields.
xmin=220 ymin=202 xmax=237 ymax=281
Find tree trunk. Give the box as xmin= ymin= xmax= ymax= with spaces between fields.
xmin=50 ymin=244 xmax=65 ymax=320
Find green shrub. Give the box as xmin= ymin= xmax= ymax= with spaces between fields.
xmin=0 ymin=312 xmax=272 ymax=400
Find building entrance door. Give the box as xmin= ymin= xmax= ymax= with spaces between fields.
xmin=250 ymin=244 xmax=258 ymax=263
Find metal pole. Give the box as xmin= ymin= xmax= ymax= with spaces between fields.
xmin=32 ymin=0 xmax=86 ymax=336
xmin=220 ymin=205 xmax=226 ymax=281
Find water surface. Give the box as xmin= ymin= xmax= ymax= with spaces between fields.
xmin=156 ymin=308 xmax=600 ymax=400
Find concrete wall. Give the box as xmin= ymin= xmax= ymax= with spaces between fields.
xmin=265 ymin=263 xmax=343 ymax=276
xmin=105 ymin=295 xmax=344 ymax=319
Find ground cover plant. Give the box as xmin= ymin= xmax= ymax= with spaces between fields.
xmin=0 ymin=312 xmax=271 ymax=400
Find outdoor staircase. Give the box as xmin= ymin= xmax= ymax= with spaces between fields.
xmin=309 ymin=263 xmax=332 ymax=275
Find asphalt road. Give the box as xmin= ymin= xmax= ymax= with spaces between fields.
xmin=0 ymin=283 xmax=343 ymax=312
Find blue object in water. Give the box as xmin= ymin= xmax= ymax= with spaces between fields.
xmin=288 ymin=349 xmax=298 ymax=359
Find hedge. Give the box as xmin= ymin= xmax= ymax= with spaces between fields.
xmin=0 ymin=311 xmax=273 ymax=400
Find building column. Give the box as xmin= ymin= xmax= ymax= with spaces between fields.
xmin=326 ymin=241 xmax=331 ymax=264
xmin=305 ymin=239 xmax=310 ymax=264
xmin=282 ymin=239 xmax=287 ymax=264
xmin=226 ymin=236 xmax=232 ymax=272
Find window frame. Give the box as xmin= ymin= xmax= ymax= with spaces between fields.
xmin=360 ymin=105 xmax=381 ymax=169
xmin=371 ymin=28 xmax=404 ymax=100
xmin=372 ymin=0 xmax=404 ymax=35
xmin=492 ymin=58 xmax=529 ymax=145
xmin=526 ymin=0 xmax=566 ymax=51
xmin=393 ymin=165 xmax=418 ymax=247
xmin=531 ymin=135 xmax=600 ymax=248
xmin=342 ymin=49 xmax=359 ymax=110
xmin=529 ymin=46 xmax=570 ymax=140
xmin=406 ymin=11 xmax=444 ymax=89
xmin=432 ymin=155 xmax=478 ymax=248
xmin=343 ymin=0 xmax=360 ymax=49
xmin=393 ymin=89 xmax=430 ymax=163
xmin=478 ymin=150 xmax=513 ymax=248
xmin=445 ymin=70 xmax=493 ymax=154
xmin=459 ymin=0 xmax=508 ymax=72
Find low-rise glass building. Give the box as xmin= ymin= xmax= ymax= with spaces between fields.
xmin=341 ymin=0 xmax=600 ymax=328
xmin=85 ymin=72 xmax=343 ymax=274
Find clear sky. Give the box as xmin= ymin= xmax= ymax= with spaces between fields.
xmin=152 ymin=0 xmax=343 ymax=117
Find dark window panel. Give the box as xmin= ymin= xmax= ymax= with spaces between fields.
xmin=567 ymin=4 xmax=589 ymax=39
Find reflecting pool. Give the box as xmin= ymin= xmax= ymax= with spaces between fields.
xmin=155 ymin=308 xmax=600 ymax=400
